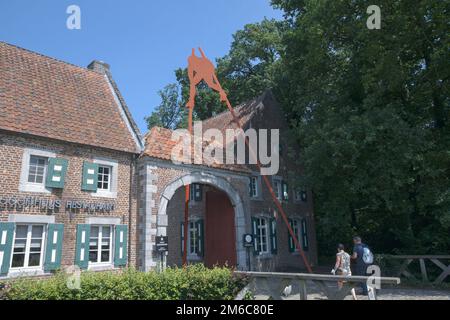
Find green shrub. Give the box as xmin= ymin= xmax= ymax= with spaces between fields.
xmin=1 ymin=265 xmax=246 ymax=300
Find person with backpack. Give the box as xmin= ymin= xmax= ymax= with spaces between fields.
xmin=351 ymin=236 xmax=374 ymax=295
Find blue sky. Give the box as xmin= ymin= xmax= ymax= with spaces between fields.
xmin=0 ymin=0 xmax=282 ymax=133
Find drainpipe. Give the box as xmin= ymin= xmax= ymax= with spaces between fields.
xmin=128 ymin=153 xmax=137 ymax=268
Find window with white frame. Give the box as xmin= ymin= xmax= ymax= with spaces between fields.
xmin=249 ymin=176 xmax=259 ymax=198
xmin=97 ymin=165 xmax=112 ymax=191
xmin=11 ymin=224 xmax=45 ymax=269
xmin=27 ymin=156 xmax=47 ymax=184
xmin=92 ymin=158 xmax=118 ymax=198
xmin=189 ymin=221 xmax=199 ymax=255
xmin=19 ymin=149 xmax=56 ymax=193
xmin=181 ymin=220 xmax=203 ymax=257
xmin=273 ymin=178 xmax=282 ymax=200
xmin=89 ymin=225 xmax=113 ymax=264
xmin=256 ymin=218 xmax=269 ymax=254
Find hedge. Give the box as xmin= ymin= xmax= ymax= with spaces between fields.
xmin=0 ymin=265 xmax=247 ymax=300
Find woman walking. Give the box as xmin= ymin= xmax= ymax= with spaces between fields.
xmin=332 ymin=244 xmax=357 ymax=300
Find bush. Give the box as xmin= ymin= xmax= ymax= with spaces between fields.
xmin=1 ymin=265 xmax=246 ymax=300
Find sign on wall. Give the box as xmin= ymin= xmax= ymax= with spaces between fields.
xmin=0 ymin=195 xmax=115 ymax=213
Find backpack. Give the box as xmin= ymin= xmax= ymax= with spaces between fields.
xmin=362 ymin=246 xmax=374 ymax=264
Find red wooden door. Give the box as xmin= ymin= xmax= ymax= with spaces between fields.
xmin=205 ymin=190 xmax=236 ymax=267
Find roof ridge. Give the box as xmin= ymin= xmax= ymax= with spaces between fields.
xmin=202 ymin=101 xmax=246 ymax=123
xmin=0 ymin=41 xmax=101 ymax=75
xmin=202 ymin=91 xmax=269 ymax=124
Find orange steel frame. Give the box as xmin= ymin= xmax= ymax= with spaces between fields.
xmin=182 ymin=48 xmax=312 ymax=273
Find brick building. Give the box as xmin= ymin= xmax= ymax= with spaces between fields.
xmin=0 ymin=42 xmax=316 ymax=279
xmin=138 ymin=91 xmax=318 ymax=272
xmin=0 ymin=42 xmax=142 ymax=278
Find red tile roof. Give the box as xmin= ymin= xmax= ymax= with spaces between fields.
xmin=0 ymin=42 xmax=141 ymax=153
xmin=142 ymin=126 xmax=251 ymax=173
xmin=142 ymin=92 xmax=279 ymax=173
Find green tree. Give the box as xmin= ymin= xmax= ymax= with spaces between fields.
xmin=216 ymin=18 xmax=286 ymax=106
xmin=145 ymin=83 xmax=186 ymax=130
xmin=272 ymin=0 xmax=450 ymax=256
xmin=146 ymin=19 xmax=285 ymax=127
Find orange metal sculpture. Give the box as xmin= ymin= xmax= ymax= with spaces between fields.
xmin=183 ymin=48 xmax=312 ymax=273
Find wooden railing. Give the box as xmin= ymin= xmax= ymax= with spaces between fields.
xmin=377 ymin=255 xmax=450 ymax=284
xmin=234 ymin=271 xmax=400 ymax=300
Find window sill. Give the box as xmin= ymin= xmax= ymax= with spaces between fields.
xmin=19 ymin=183 xmax=51 ymax=194
xmin=255 ymin=253 xmax=273 ymax=260
xmin=88 ymin=263 xmax=115 ymax=271
xmin=3 ymin=268 xmax=49 ymax=279
xmin=187 ymin=255 xmax=202 ymax=262
xmin=91 ymin=191 xmax=117 ymax=199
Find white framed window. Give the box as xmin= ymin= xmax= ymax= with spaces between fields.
xmin=249 ymin=176 xmax=259 ymax=198
xmin=97 ymin=165 xmax=112 ymax=191
xmin=188 ymin=221 xmax=199 ymax=255
xmin=19 ymin=148 xmax=56 ymax=193
xmin=11 ymin=224 xmax=46 ymax=270
xmin=256 ymin=217 xmax=269 ymax=254
xmin=27 ymin=156 xmax=47 ymax=184
xmin=89 ymin=225 xmax=113 ymax=265
xmin=181 ymin=220 xmax=203 ymax=259
xmin=93 ymin=158 xmax=118 ymax=198
xmin=272 ymin=178 xmax=282 ymax=201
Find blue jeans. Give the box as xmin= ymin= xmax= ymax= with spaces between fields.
xmin=354 ymin=264 xmax=368 ymax=295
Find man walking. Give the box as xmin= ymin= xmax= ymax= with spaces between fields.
xmin=351 ymin=236 xmax=373 ymax=295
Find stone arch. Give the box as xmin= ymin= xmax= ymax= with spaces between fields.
xmin=156 ymin=171 xmax=246 ymax=270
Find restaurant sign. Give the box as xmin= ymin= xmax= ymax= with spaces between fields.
xmin=0 ymin=195 xmax=115 ymax=213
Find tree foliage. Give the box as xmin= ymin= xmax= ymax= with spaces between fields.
xmin=272 ymin=0 xmax=450 ymax=255
xmin=144 ymin=83 xmax=185 ymax=130
xmin=146 ymin=18 xmax=284 ymax=130
xmin=145 ymin=1 xmax=450 ymax=257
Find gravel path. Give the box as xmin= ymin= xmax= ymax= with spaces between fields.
xmin=254 ymin=286 xmax=450 ymax=300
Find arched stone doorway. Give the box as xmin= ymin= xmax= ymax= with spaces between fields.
xmin=154 ymin=171 xmax=246 ymax=270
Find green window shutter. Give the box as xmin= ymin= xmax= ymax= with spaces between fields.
xmin=251 ymin=217 xmax=259 ymax=255
xmin=194 ymin=184 xmax=203 ymax=202
xmin=301 ymin=219 xmax=309 ymax=251
xmin=81 ymin=162 xmax=99 ymax=192
xmin=0 ymin=222 xmax=15 ymax=275
xmin=197 ymin=220 xmax=204 ymax=257
xmin=45 ymin=158 xmax=68 ymax=189
xmin=114 ymin=225 xmax=128 ymax=267
xmin=282 ymin=181 xmax=289 ymax=201
xmin=181 ymin=222 xmax=185 ymax=256
xmin=270 ymin=218 xmax=277 ymax=254
xmin=44 ymin=224 xmax=64 ymax=271
xmin=288 ymin=219 xmax=295 ymax=253
xmin=75 ymin=224 xmax=90 ymax=269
